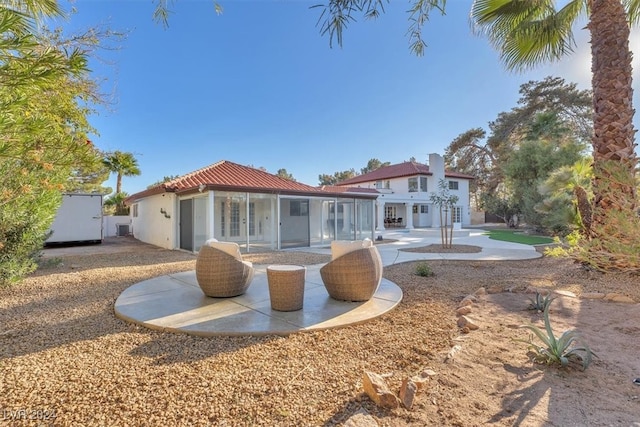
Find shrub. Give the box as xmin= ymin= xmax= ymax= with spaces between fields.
xmin=0 ymin=191 xmax=60 ymax=287
xmin=528 ymin=291 xmax=555 ymax=312
xmin=517 ymin=305 xmax=594 ymax=370
xmin=415 ymin=262 xmax=434 ymax=277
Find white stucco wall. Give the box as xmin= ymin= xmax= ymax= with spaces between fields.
xmin=102 ymin=215 xmax=131 ymax=237
xmin=130 ymin=193 xmax=177 ymax=249
xmin=350 ymin=154 xmax=472 ymax=229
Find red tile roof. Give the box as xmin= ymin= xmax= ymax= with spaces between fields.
xmin=319 ymin=186 xmax=380 ymax=195
xmin=336 ymin=161 xmax=474 ymax=185
xmin=126 ymin=160 xmax=377 ymax=204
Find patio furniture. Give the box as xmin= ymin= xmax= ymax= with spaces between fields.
xmin=195 ymin=241 xmax=254 ymax=297
xmin=266 ymin=265 xmax=306 ymax=311
xmin=320 ymin=241 xmax=382 ymax=302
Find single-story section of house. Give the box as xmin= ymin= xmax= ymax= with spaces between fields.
xmin=125 ymin=160 xmax=378 ymax=252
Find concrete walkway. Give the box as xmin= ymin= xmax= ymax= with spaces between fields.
xmin=114 ymin=228 xmax=542 ymax=336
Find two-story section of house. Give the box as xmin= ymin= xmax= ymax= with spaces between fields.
xmin=335 ymin=153 xmax=474 ymax=230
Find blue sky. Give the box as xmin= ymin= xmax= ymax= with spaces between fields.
xmin=56 ymin=1 xmax=640 ymax=196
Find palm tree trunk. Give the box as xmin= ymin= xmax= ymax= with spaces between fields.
xmin=588 ymin=0 xmax=638 ymax=232
xmin=116 ymin=173 xmax=122 ymax=194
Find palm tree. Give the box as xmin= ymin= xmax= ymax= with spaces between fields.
xmin=102 ymin=151 xmax=141 ymax=194
xmin=470 ymin=0 xmax=639 ymax=270
xmin=470 ymin=0 xmax=638 ymax=229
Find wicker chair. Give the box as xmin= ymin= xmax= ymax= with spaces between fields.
xmin=320 ymin=246 xmax=383 ymax=302
xmin=195 ymin=243 xmax=254 ymax=297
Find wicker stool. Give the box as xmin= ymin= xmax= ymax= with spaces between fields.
xmin=266 ymin=265 xmax=306 ymax=311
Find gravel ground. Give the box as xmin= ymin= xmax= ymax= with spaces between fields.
xmin=1 ymin=238 xmax=638 ymax=426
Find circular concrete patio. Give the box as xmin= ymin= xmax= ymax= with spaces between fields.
xmin=115 ymin=266 xmax=403 ymax=336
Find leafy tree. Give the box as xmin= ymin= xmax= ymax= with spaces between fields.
xmin=537 ymin=158 xmax=593 ymax=235
xmin=103 ymin=192 xmax=130 ymax=216
xmin=318 ymin=169 xmax=357 ymax=185
xmin=103 ymin=151 xmax=141 ymax=194
xmin=360 ymin=158 xmax=390 ymax=174
xmin=482 ymin=193 xmax=521 ymax=228
xmin=429 ymin=179 xmax=459 ymax=248
xmin=147 ymin=175 xmax=181 ymax=189
xmin=445 ymin=77 xmax=593 ymax=211
xmin=66 ymin=146 xmax=112 ymax=193
xmin=445 ymin=127 xmax=493 ymax=211
xmin=503 ymin=112 xmax=588 ymax=231
xmin=276 ymin=168 xmax=296 ymax=181
xmin=0 ymin=3 xmax=110 ymax=285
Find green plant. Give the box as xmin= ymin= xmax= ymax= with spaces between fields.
xmin=528 ymin=291 xmax=555 ymax=312
xmin=415 ymin=262 xmax=434 ymax=277
xmin=517 ymin=305 xmax=594 ymax=370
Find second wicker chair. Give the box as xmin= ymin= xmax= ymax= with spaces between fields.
xmin=320 ymin=245 xmax=383 ymax=302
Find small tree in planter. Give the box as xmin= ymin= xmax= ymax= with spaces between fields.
xmin=430 ymin=179 xmax=459 ymax=249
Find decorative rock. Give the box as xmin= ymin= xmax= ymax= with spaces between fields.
xmin=463 ymin=295 xmax=477 ymax=303
xmin=445 ymin=345 xmax=462 ymax=363
xmin=456 ymin=306 xmax=472 ymax=316
xmin=553 ymin=290 xmax=576 ymax=298
xmin=474 ymin=287 xmax=487 ymax=296
xmin=603 ymin=293 xmax=636 ymax=304
xmin=343 ymin=409 xmax=379 ymax=427
xmin=410 ymin=375 xmax=429 ymax=390
xmin=487 ymin=285 xmax=503 ymax=294
xmin=525 ymin=286 xmax=539 ymax=294
xmin=362 ymin=371 xmax=399 ymax=409
xmin=458 ymin=298 xmax=474 ymax=308
xmin=581 ymin=292 xmax=606 ymax=300
xmin=420 ymin=369 xmax=437 ymax=378
xmin=457 ymin=315 xmax=479 ymax=330
xmin=399 ymin=378 xmax=418 ymax=410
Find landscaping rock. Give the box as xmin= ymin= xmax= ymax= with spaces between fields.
xmin=581 ymin=292 xmax=606 ymax=299
xmin=399 ymin=378 xmax=418 ymax=410
xmin=553 ymin=290 xmax=577 ymax=298
xmin=362 ymin=371 xmax=399 ymax=409
xmin=457 ymin=315 xmax=479 ymax=330
xmin=604 ymin=293 xmax=636 ymax=304
xmin=343 ymin=409 xmax=379 ymax=427
xmin=456 ymin=306 xmax=473 ymax=316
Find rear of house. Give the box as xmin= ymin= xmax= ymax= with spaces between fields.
xmin=126 ymin=161 xmax=377 ymax=252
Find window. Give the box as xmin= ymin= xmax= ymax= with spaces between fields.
xmin=375 ymin=181 xmax=382 ymax=189
xmin=448 ymin=180 xmax=459 ymax=190
xmin=132 ymin=203 xmax=138 ymax=218
xmin=289 ymin=200 xmax=309 ymax=216
xmin=384 ymin=206 xmax=396 ymax=218
xmin=420 ymin=176 xmax=428 ymax=192
xmin=230 ymin=202 xmax=240 ymax=237
xmin=384 ymin=180 xmax=390 ymax=189
xmin=412 ymin=205 xmax=418 ymax=214
xmin=248 ymin=203 xmax=255 ymax=236
xmin=420 ymin=205 xmax=429 ymax=214
xmin=408 ymin=177 xmax=418 ymax=192
xmin=220 ymin=201 xmax=225 ymax=237
xmin=452 ymin=206 xmax=462 ymax=223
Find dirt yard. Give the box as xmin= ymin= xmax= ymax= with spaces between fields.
xmin=1 ymin=237 xmax=639 ymax=426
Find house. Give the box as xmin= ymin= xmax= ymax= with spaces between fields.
xmin=334 ymin=154 xmax=474 ymax=230
xmin=125 ymin=160 xmax=378 ymax=252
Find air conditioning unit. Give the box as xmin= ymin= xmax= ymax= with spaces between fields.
xmin=116 ymin=224 xmax=130 ymax=237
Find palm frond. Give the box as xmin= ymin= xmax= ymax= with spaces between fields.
xmin=624 ymin=0 xmax=640 ymax=24
xmin=471 ymin=0 xmax=586 ymax=71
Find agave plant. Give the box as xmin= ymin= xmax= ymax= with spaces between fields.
xmin=518 ymin=305 xmax=594 ymax=370
xmin=528 ymin=291 xmax=555 ymax=312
